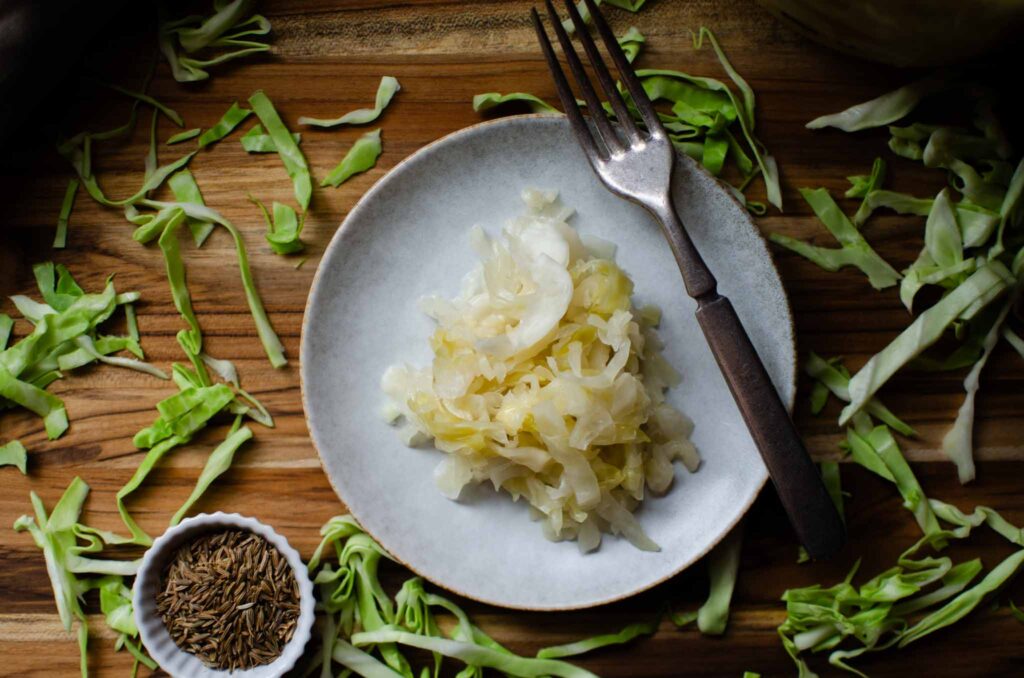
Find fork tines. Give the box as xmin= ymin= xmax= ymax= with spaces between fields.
xmin=530 ymin=0 xmax=665 ymax=159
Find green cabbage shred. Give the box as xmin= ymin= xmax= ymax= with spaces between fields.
xmin=252 ymin=196 xmax=305 ymax=254
xmin=159 ymin=0 xmax=271 ymax=83
xmin=805 ymin=74 xmax=948 ymax=133
xmin=53 ymin=178 xmax=79 ymax=248
xmin=696 ymin=524 xmax=743 ymax=634
xmin=780 ymin=73 xmax=1024 ymax=673
xmin=240 ymin=123 xmax=302 ymax=152
xmin=303 ymin=512 xmax=748 ymax=677
xmin=791 ymin=78 xmax=1023 ymax=482
xmin=0 ymin=440 xmax=27 ymax=474
xmin=167 ymin=169 xmax=214 ymax=246
xmin=13 ymin=477 xmax=154 ymax=676
xmin=472 ymin=92 xmax=559 ymax=114
xmin=770 ymin=187 xmax=901 ymax=289
xmin=1 ymin=263 xmax=158 ymax=444
xmin=779 ymin=452 xmax=1024 ymax=675
xmin=249 ymin=90 xmax=312 ymax=210
xmin=198 ymin=101 xmax=252 ymax=148
xmin=300 ymin=76 xmax=400 ymax=127
xmin=474 ymin=28 xmax=781 ymax=210
xmin=166 ymin=127 xmax=201 ymax=145
xmin=139 ymin=199 xmax=287 ymax=368
xmin=321 ymin=129 xmax=383 ymax=187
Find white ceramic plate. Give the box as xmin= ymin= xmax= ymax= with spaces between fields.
xmin=301 ymin=115 xmax=795 ymax=610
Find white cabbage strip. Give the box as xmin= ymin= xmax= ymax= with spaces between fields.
xmin=382 ymin=189 xmax=697 ymax=552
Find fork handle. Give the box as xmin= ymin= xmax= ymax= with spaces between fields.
xmin=695 ymin=294 xmax=845 ymax=559
xmin=655 ymin=207 xmax=846 ymax=560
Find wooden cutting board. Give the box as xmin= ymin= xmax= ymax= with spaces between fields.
xmin=0 ymin=1 xmax=1021 ymax=675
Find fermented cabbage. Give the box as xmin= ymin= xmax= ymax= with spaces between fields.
xmin=382 ymin=190 xmax=698 ymax=552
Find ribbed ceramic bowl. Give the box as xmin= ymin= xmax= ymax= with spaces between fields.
xmin=133 ymin=513 xmax=315 ymax=678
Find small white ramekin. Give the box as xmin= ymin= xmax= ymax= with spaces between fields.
xmin=133 ymin=512 xmax=316 ymax=678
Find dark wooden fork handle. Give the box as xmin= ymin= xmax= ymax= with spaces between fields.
xmin=696 ymin=294 xmax=845 ymax=559
xmin=653 ymin=205 xmax=846 ymax=560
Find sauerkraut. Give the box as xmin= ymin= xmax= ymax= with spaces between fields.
xmin=382 ymin=189 xmax=698 ymax=552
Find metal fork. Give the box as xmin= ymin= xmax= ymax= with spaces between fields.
xmin=533 ymin=0 xmax=844 ymax=559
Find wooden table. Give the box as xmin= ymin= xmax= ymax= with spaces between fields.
xmin=1 ymin=1 xmax=1022 ymax=675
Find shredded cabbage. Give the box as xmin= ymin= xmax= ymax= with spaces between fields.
xmin=13 ymin=478 xmax=154 ymax=676
xmin=166 ymin=127 xmax=201 ymax=145
xmin=839 ymin=262 xmax=1010 ymax=426
xmin=941 ymin=295 xmax=1015 ymax=483
xmin=805 ymin=74 xmax=947 ymax=132
xmin=0 ymin=440 xmax=27 ymax=474
xmin=383 ymin=190 xmax=697 ymax=552
xmin=473 ymin=92 xmax=559 ymax=114
xmin=696 ymin=524 xmax=743 ymax=634
xmin=53 ymin=179 xmax=79 ymax=249
xmin=321 ymin=128 xmax=383 ymax=188
xmin=251 ymin=196 xmax=305 ymax=254
xmin=536 ymin=619 xmax=658 ymax=659
xmin=197 ymin=101 xmax=252 ymax=148
xmin=805 ymin=352 xmax=915 ymax=437
xmin=779 ymin=427 xmax=1024 ymax=675
xmin=300 ymin=76 xmax=401 ymax=127
xmin=159 ymin=0 xmax=271 ymax=83
xmin=769 ymin=187 xmax=901 ymax=289
xmin=306 ymin=514 xmax=657 ymax=678
xmin=800 ymin=79 xmax=1024 ymax=483
xmin=474 ymin=28 xmax=780 ymax=211
xmin=240 ymin=123 xmax=301 ymax=153
xmin=168 ymin=169 xmax=214 ymax=247
xmin=248 ymin=90 xmax=312 ymax=210
xmin=0 ymin=263 xmax=159 ymax=442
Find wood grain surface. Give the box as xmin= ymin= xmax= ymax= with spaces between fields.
xmin=1 ymin=1 xmax=1022 ymax=676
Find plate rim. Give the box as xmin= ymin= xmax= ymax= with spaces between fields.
xmin=300 ymin=114 xmax=797 ymax=610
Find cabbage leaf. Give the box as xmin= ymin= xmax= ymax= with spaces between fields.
xmin=300 ymin=76 xmax=400 ymax=127
xmin=166 ymin=127 xmax=201 ymax=145
xmin=697 ymin=524 xmax=743 ymax=634
xmin=140 ymin=199 xmax=287 ymax=368
xmin=0 ymin=440 xmax=27 ymax=474
xmin=53 ymin=179 xmax=79 ymax=249
xmin=770 ymin=187 xmax=900 ymax=289
xmin=240 ymin=123 xmax=301 ymax=153
xmin=197 ymin=101 xmax=252 ymax=148
xmin=473 ymin=93 xmax=559 ymax=114
xmin=941 ymin=296 xmax=1015 ymax=483
xmin=321 ymin=129 xmax=383 ymax=187
xmin=170 ymin=420 xmax=253 ymax=525
xmin=840 ymin=263 xmax=1009 ymax=425
xmin=252 ymin=196 xmax=305 ymax=254
xmin=806 ymin=74 xmax=946 ymax=132
xmin=159 ymin=0 xmax=271 ymax=83
xmin=168 ymin=169 xmax=214 ymax=247
xmin=248 ymin=90 xmax=312 ymax=210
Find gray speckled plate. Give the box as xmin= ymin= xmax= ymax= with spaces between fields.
xmin=301 ymin=115 xmax=795 ymax=611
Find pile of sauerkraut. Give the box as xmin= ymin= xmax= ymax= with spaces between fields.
xmin=381 ymin=189 xmax=698 ymax=552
